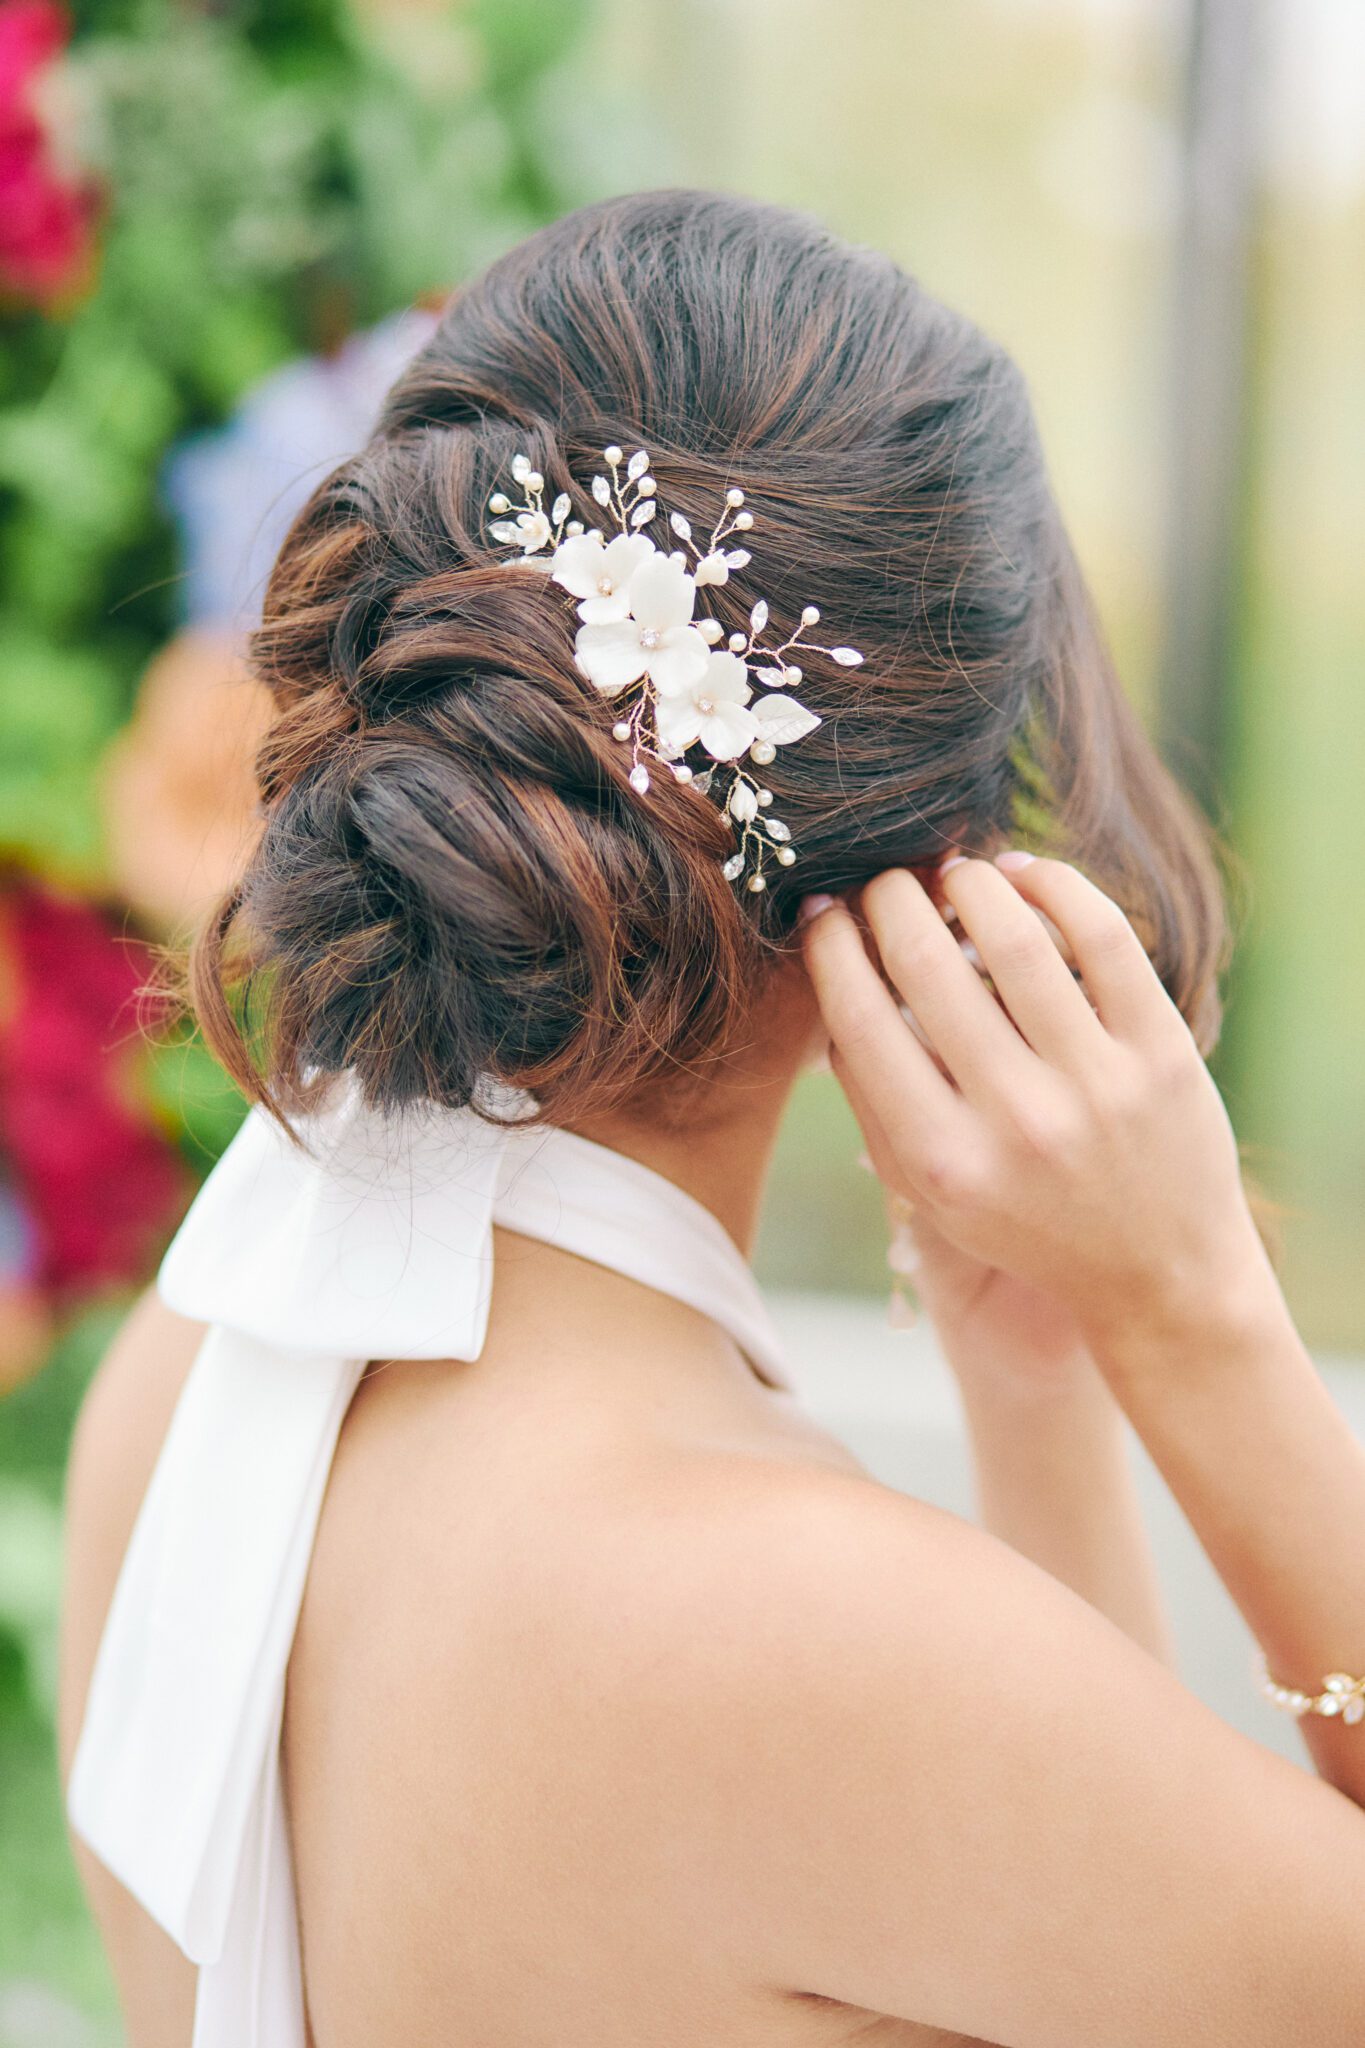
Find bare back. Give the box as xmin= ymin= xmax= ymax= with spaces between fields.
xmin=62 ymin=1231 xmax=983 ymax=2048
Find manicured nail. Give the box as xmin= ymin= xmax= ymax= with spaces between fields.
xmin=939 ymin=854 xmax=968 ymax=874
xmin=799 ymin=893 xmax=836 ymax=922
xmin=994 ymin=849 xmax=1035 ymax=871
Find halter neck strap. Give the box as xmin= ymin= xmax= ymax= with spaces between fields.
xmin=67 ymin=1082 xmax=791 ymax=1975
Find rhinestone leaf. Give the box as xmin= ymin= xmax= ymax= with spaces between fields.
xmin=749 ymin=599 xmax=769 ymax=634
xmin=669 ymin=511 xmax=692 ymax=540
xmin=627 ymin=448 xmax=650 ymax=480
xmin=628 ymin=764 xmax=651 ymax=794
xmin=766 ymin=818 xmax=792 ymax=843
xmin=489 ymin=522 xmax=518 ymax=543
xmin=1325 ymin=1673 xmax=1354 ymax=1693
xmin=1344 ymin=1697 xmax=1365 ymax=1724
xmin=630 ymin=499 xmax=658 ymax=526
xmin=754 ymin=666 xmax=788 ymax=686
xmin=511 ymin=454 xmax=532 ymax=482
xmin=829 ymin=646 xmax=864 ymax=666
xmin=724 ymin=548 xmax=751 ymax=570
xmin=551 ymin=492 xmax=571 ymax=524
xmin=1317 ymin=1694 xmax=1343 ymax=1716
xmin=591 ymin=475 xmax=611 ymax=506
xmin=752 ymin=693 xmax=821 ymax=745
xmin=692 ymin=768 xmax=714 ymax=795
xmin=722 ymin=853 xmax=746 ymax=881
xmin=728 ymin=780 xmax=759 ymax=824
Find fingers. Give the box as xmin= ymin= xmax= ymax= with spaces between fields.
xmin=799 ymin=897 xmax=964 ymax=1160
xmin=855 ymin=868 xmax=1041 ymax=1103
xmin=937 ymin=857 xmax=1108 ymax=1070
xmin=989 ymin=853 xmax=1182 ymax=1046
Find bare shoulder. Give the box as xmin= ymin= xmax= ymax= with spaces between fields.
xmin=551 ymin=1448 xmax=1365 ymax=2045
xmin=59 ymin=1289 xmax=206 ymax=1772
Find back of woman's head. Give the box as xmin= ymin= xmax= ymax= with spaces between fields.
xmin=195 ymin=188 xmax=1225 ymax=1125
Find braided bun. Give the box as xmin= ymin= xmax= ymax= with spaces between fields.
xmin=193 ymin=190 xmax=1225 ymax=1122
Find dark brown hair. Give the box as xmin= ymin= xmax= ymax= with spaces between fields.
xmin=194 ymin=189 xmax=1225 ymax=1125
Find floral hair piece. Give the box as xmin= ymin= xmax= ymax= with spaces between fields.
xmin=487 ymin=447 xmax=863 ymax=894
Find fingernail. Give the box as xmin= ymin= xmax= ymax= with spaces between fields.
xmin=799 ymin=893 xmax=836 ymax=923
xmin=939 ymin=854 xmax=968 ymax=874
xmin=994 ymin=849 xmax=1035 ymax=870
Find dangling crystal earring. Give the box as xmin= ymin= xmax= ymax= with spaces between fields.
xmin=885 ymin=1190 xmax=920 ymax=1330
xmin=857 ymin=1150 xmax=920 ymax=1330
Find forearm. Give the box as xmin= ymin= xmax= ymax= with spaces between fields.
xmin=1090 ymin=1250 xmax=1365 ymax=1800
xmin=953 ymin=1354 xmax=1174 ymax=1666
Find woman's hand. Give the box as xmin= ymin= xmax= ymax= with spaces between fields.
xmin=802 ymin=854 xmax=1268 ymax=1354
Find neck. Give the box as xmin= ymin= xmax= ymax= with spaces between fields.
xmin=568 ymin=959 xmax=819 ymax=1257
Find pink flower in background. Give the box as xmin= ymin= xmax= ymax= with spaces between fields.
xmin=0 ymin=0 xmax=97 ymax=305
xmin=0 ymin=880 xmax=186 ymax=1294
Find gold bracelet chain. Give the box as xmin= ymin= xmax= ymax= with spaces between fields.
xmin=1257 ymin=1654 xmax=1365 ymax=1725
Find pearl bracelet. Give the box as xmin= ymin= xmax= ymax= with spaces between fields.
xmin=1257 ymin=1653 xmax=1365 ymax=1724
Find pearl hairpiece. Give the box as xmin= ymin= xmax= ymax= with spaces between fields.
xmin=487 ymin=446 xmax=863 ymax=895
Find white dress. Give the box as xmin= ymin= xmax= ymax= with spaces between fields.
xmin=66 ymin=1083 xmax=795 ymax=2048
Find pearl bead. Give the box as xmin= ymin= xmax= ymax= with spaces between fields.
xmin=489 ymin=493 xmax=511 ymax=513
xmin=640 ymin=629 xmax=661 ymax=649
xmin=604 ymin=445 xmax=623 ymax=464
xmin=757 ymin=789 xmax=773 ymax=807
xmin=750 ymin=740 xmax=776 ymax=765
xmin=526 ymin=471 xmax=544 ymax=492
xmin=776 ymin=846 xmax=797 ymax=866
xmin=727 ymin=633 xmax=746 ymax=652
xmin=673 ymin=764 xmax=693 ymax=783
xmin=801 ymin=605 xmax=820 ymax=625
xmin=734 ymin=510 xmax=753 ymax=530
xmin=784 ymin=665 xmax=802 ymax=684
xmin=612 ymin=721 xmax=631 ymax=741
xmin=636 ymin=476 xmax=657 ymax=496
xmin=726 ymin=487 xmax=745 ymax=507
xmin=746 ymin=872 xmax=767 ymax=893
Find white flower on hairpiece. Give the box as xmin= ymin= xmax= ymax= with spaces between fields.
xmin=551 ymin=529 xmax=655 ymax=623
xmin=487 ymin=444 xmax=863 ymax=895
xmin=572 ymin=551 xmax=710 ymax=699
xmin=654 ymin=650 xmax=758 ymax=761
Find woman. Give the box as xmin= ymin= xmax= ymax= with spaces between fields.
xmin=58 ymin=191 xmax=1365 ymax=2046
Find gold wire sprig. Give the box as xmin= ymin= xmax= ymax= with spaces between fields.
xmin=592 ymin=444 xmax=661 ymax=539
xmin=488 ymin=453 xmax=580 ymax=555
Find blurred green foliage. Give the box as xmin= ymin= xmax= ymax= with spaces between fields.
xmin=0 ymin=2 xmax=594 ymax=2026
xmin=0 ymin=0 xmax=588 ymax=884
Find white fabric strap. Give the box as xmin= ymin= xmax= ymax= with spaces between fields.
xmin=67 ymin=1083 xmax=790 ymax=1995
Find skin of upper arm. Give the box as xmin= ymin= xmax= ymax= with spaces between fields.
xmin=58 ymin=1287 xmax=205 ymax=2048
xmin=604 ymin=1463 xmax=1365 ymax=2048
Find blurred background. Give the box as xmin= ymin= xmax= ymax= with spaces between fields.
xmin=0 ymin=0 xmax=1360 ymax=2036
